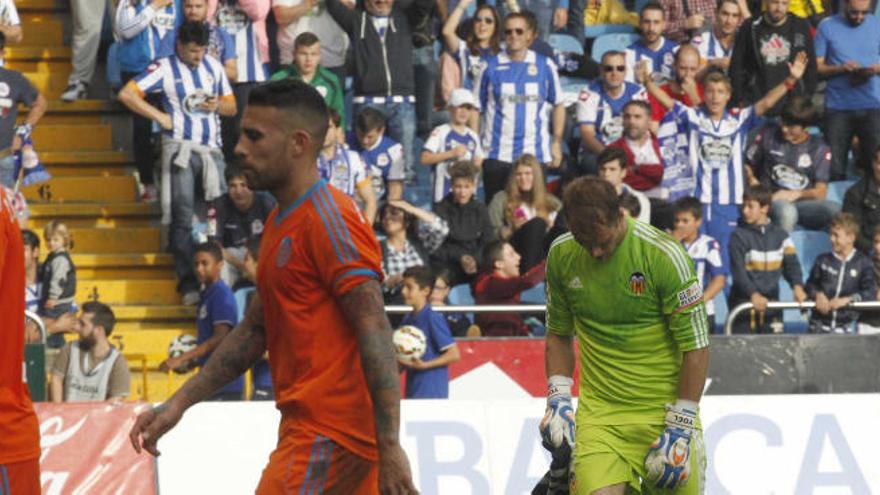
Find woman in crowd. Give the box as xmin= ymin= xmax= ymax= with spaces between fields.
xmin=442 ymin=0 xmax=503 ymax=91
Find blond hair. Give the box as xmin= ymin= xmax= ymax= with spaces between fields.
xmin=504 ymin=154 xmax=554 ymax=224
xmin=44 ymin=220 xmax=72 ymax=249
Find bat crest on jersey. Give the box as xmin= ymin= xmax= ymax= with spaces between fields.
xmin=628 ymin=272 xmax=647 ymax=295
xmin=276 ymin=236 xmax=292 ymax=267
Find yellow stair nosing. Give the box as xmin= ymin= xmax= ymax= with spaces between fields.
xmin=112 ymin=305 xmax=197 ymax=320
xmin=29 ymin=203 xmax=158 ymax=218
xmin=5 ymin=46 xmax=70 ymax=60
xmin=68 ymin=253 xmax=174 ymax=267
xmin=40 ymin=151 xmax=132 ymax=164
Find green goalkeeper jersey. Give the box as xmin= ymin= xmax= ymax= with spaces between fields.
xmin=546 ymin=218 xmax=710 ymax=427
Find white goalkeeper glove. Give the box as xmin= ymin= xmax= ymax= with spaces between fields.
xmin=539 ymin=375 xmax=575 ymax=449
xmin=644 ymin=399 xmax=698 ymax=490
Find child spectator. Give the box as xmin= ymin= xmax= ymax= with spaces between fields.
xmin=674 ymin=197 xmax=728 ymax=331
xmin=619 ymin=194 xmax=644 ymax=220
xmin=241 ymin=237 xmax=272 ymax=400
xmin=319 ymin=109 xmax=377 ymax=223
xmin=805 ymin=213 xmax=875 ymax=333
xmin=858 ymin=226 xmax=880 ymax=334
xmin=432 ymin=160 xmax=498 ymax=286
xmin=270 ymin=32 xmax=345 ymax=121
xmin=40 ymin=221 xmax=76 ymax=348
xmin=160 ymin=241 xmax=244 ymax=400
xmin=352 ymin=107 xmax=405 ymax=202
xmin=473 ymin=240 xmax=545 ymax=336
xmin=597 ymin=147 xmax=651 ymax=224
xmin=429 ymin=268 xmax=476 ymax=337
xmin=728 ymin=185 xmax=807 ymax=333
xmin=421 ymin=88 xmax=484 ymax=204
xmin=398 ymin=266 xmax=460 ymax=399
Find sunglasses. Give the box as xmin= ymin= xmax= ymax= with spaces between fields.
xmin=603 ymin=65 xmax=626 ymax=72
xmin=474 ymin=16 xmax=494 ymax=24
xmin=504 ymin=27 xmax=526 ymax=36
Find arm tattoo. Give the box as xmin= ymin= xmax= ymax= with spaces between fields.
xmin=340 ymin=280 xmax=401 ymax=445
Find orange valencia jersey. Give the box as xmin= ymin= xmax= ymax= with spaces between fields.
xmin=258 ymin=179 xmax=383 ymax=461
xmin=0 ymin=187 xmax=41 ymax=464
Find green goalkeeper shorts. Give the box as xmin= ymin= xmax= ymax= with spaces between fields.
xmin=572 ymin=423 xmax=706 ymax=495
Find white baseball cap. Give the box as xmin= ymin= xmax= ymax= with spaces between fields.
xmin=448 ymin=88 xmax=480 ymax=110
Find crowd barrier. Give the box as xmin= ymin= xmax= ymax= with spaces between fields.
xmin=34 ymin=395 xmax=880 ymax=494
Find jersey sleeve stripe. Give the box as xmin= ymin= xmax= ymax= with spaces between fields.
xmin=333 ymin=268 xmax=379 ymax=289
xmin=548 ymin=232 xmax=574 ymax=253
xmin=314 ymin=187 xmax=352 ymax=262
xmin=634 ymin=223 xmax=692 ymax=281
xmin=633 ymin=226 xmax=689 ymax=282
xmin=691 ymin=304 xmax=710 ymax=348
xmin=311 ymin=197 xmax=348 ymax=265
xmin=317 ymin=185 xmax=360 ymax=261
xmin=312 ymin=438 xmax=334 ymax=493
xmin=302 ymin=434 xmax=324 ymax=490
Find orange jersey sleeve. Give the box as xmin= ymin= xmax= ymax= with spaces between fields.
xmin=0 ymin=188 xmax=41 ymax=464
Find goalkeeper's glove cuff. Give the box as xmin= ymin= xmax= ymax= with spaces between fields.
xmin=547 ymin=375 xmax=573 ymax=402
xmin=665 ymin=399 xmax=698 ymax=436
xmin=15 ymin=123 xmax=32 ymax=141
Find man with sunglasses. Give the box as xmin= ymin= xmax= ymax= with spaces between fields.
xmin=815 ymin=0 xmax=880 ymax=180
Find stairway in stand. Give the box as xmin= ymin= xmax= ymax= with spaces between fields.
xmin=15 ymin=0 xmax=196 ymax=401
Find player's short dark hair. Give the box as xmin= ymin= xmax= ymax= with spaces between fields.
xmin=448 ymin=160 xmax=479 ymax=183
xmin=402 ymin=265 xmax=435 ymax=290
xmin=743 ymin=184 xmax=772 ymax=208
xmin=482 ymin=240 xmax=510 ymax=271
xmin=224 ymin=163 xmax=247 ymax=184
xmin=563 ymin=177 xmax=622 ymax=234
xmin=640 ymin=1 xmax=666 ymax=18
xmin=623 ymin=99 xmax=652 ymax=116
xmin=780 ymin=95 xmax=817 ymax=127
xmin=597 ymin=147 xmax=627 ymax=170
xmin=245 ymin=237 xmax=261 ymax=260
xmin=328 ymin=108 xmax=342 ymax=128
xmin=82 ymin=301 xmax=116 ymax=337
xmin=619 ymin=194 xmax=641 ymax=218
xmin=22 ymin=229 xmax=40 ymax=249
xmin=178 ymin=20 xmax=210 ymax=46
xmin=355 ymin=107 xmax=387 ymax=135
xmin=674 ymin=196 xmax=703 ymax=220
xmin=248 ymin=79 xmax=329 ymax=147
xmin=294 ymin=31 xmax=320 ymax=50
xmin=505 ymin=11 xmax=538 ymax=34
xmin=194 ymin=241 xmax=224 ymax=262
xmin=716 ymin=0 xmax=740 ymax=10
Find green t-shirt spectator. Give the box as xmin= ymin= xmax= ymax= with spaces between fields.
xmin=270 ymin=65 xmax=344 ymax=121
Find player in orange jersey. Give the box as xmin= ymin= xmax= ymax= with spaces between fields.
xmin=0 ymin=187 xmax=42 ymax=493
xmin=129 ymin=79 xmax=418 ymax=495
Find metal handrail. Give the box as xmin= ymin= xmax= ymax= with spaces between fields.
xmin=723 ymin=300 xmax=880 ymax=335
xmin=385 ymin=304 xmax=547 ymax=314
xmin=24 ymin=310 xmax=46 ymax=344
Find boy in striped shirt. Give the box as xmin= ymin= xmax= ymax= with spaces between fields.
xmin=674 ymin=197 xmax=727 ymax=331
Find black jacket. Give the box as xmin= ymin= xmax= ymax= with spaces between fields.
xmin=431 ymin=195 xmax=497 ymax=271
xmin=805 ymin=250 xmax=875 ymax=329
xmin=728 ymin=221 xmax=803 ymax=308
xmin=842 ymin=177 xmax=880 ymax=253
xmin=326 ymin=0 xmax=434 ymax=98
xmin=40 ymin=250 xmax=76 ymax=306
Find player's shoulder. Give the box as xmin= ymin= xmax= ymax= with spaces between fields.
xmin=547 ymin=231 xmax=580 ymax=261
xmin=630 ymin=221 xmax=692 ymax=279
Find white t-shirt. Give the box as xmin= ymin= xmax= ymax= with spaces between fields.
xmin=273 ymin=0 xmax=348 ymax=67
xmin=0 ymin=0 xmax=21 ymax=27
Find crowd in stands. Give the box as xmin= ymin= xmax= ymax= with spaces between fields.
xmin=11 ymin=0 xmax=880 ymax=400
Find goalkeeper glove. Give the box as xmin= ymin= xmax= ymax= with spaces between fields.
xmin=539 ymin=375 xmax=575 ymax=449
xmin=644 ymin=399 xmax=698 ymax=490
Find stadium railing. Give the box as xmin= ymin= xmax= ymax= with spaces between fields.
xmin=723 ymin=300 xmax=880 ymax=335
xmin=25 ymin=310 xmax=46 ymax=344
xmin=385 ymin=305 xmax=546 ymax=314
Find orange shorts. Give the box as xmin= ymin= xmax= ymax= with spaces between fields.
xmin=1 ymin=457 xmax=40 ymax=494
xmin=256 ymin=431 xmax=378 ymax=495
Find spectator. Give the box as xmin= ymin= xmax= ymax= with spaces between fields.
xmin=645 ymin=52 xmax=809 ymax=267
xmin=619 ymin=192 xmax=644 ymax=219
xmin=240 ymin=237 xmax=273 ymax=400
xmin=673 ymin=196 xmax=727 ymax=330
xmin=575 ymin=50 xmax=647 ymax=177
xmin=442 ymin=0 xmax=502 ymax=91
xmin=597 ymin=147 xmax=651 ymax=224
xmin=409 ymin=1 xmax=441 ymax=139
xmin=62 ymin=0 xmax=128 ymax=101
xmin=326 ymin=0 xmax=433 ymax=182
xmin=746 ymin=94 xmax=839 ymax=232
xmin=815 ymin=0 xmax=880 ymax=180
xmin=509 ymin=0 xmax=569 ymax=41
xmin=353 ymin=107 xmax=405 ymax=202
xmin=429 ymin=268 xmax=475 ymax=337
xmin=422 ymin=88 xmax=484 ymax=204
xmin=49 ymin=302 xmax=131 ymax=402
xmin=479 ymin=11 xmax=565 ymax=203
xmin=580 ymin=0 xmax=639 ymax=32
xmin=22 ymin=229 xmax=40 ymax=314
xmin=624 ymin=2 xmax=679 ymax=85
xmin=695 ymin=0 xmax=742 ymax=74
xmin=789 ymin=0 xmax=826 ymax=27
xmin=728 ymin=0 xmax=817 ymax=116
xmin=432 ymin=160 xmax=497 ymax=286
xmin=272 ymin=0 xmax=348 ymax=82
xmin=160 ymin=242 xmax=244 ymax=400
xmin=472 ymin=240 xmax=545 ymax=336
xmin=660 ymin=0 xmax=716 ymax=44
xmin=319 ymin=110 xmax=377 ymax=223
xmin=380 ymin=199 xmax=449 ymax=303
xmin=0 ymin=0 xmax=22 ymax=46
xmin=398 ymin=266 xmax=460 ymax=399
xmin=728 ymin=185 xmax=807 ymax=333
xmin=40 ymin=221 xmax=77 ymax=349
xmin=114 ymin=0 xmax=182 ymax=200
xmin=647 ymin=44 xmax=703 ymax=125
xmin=209 ymin=165 xmax=275 ymax=288
xmin=608 ymin=100 xmax=664 ymax=196
xmin=805 ymin=212 xmax=875 ymax=333
xmin=0 ymin=33 xmax=48 ymax=189
xmin=842 ymin=146 xmax=880 ymax=253
xmin=488 ymin=154 xmax=561 ymax=271
xmin=118 ymin=21 xmax=236 ymax=305
xmin=157 ymin=0 xmax=238 ymax=82
xmin=270 ymin=32 xmax=344 ymax=121
xmin=858 ymin=225 xmax=880 ymax=334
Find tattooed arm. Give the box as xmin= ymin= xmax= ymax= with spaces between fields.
xmin=339 ymin=280 xmax=418 ymax=494
xmin=129 ymin=294 xmax=267 ymax=456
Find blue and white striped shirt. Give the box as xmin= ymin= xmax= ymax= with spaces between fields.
xmin=478 ymin=50 xmax=561 ymax=163
xmin=625 ymin=37 xmax=679 ymax=85
xmin=214 ymin=0 xmax=267 ymax=83
xmin=575 ymin=80 xmax=647 ymax=145
xmin=134 ymin=54 xmax=234 ymax=146
xmin=682 ymin=234 xmax=727 ymax=314
xmin=694 ymin=30 xmax=732 ymax=64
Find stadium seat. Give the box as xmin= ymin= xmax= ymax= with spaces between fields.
xmin=448 ymin=283 xmax=475 ymax=306
xmin=790 ymin=230 xmax=832 ymax=278
xmin=234 ymin=287 xmax=256 ymax=322
xmin=712 ymin=292 xmax=728 ymax=334
xmin=591 ymin=33 xmax=640 ymax=62
xmin=106 ymin=42 xmax=122 ymax=90
xmin=826 ymin=179 xmax=856 ymax=204
xmin=520 ymin=282 xmax=546 ymax=304
xmin=548 ymin=33 xmax=584 ymax=55
xmin=584 ymin=24 xmax=636 ymax=39
xmin=777 ymin=280 xmax=809 ymax=333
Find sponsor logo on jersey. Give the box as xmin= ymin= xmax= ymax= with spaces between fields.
xmin=569 ymin=277 xmax=583 ymax=289
xmin=628 ymin=272 xmax=647 ymax=295
xmin=276 ymin=236 xmax=292 ymax=267
xmin=251 ymin=219 xmax=264 ymax=235
xmin=199 ymin=305 xmax=208 ymax=319
xmin=677 ymin=282 xmax=703 ymax=308
xmin=527 ymin=64 xmax=538 ymax=76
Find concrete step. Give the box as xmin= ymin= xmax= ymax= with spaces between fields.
xmin=6 ymin=46 xmax=71 ymax=73
xmin=40 ymin=150 xmax=132 ymax=176
xmin=17 ymin=0 xmax=67 ymax=12
xmin=109 ymin=328 xmax=196 ymax=369
xmin=23 ymin=71 xmax=70 ymax=99
xmin=18 ymin=100 xmax=126 ymax=125
xmin=32 ymin=124 xmax=113 ymax=152
xmin=65 ymin=253 xmax=174 ymax=279
xmin=65 ymin=226 xmax=160 ymax=254
xmin=23 ymin=175 xmax=136 ymax=203
xmin=76 ymin=278 xmax=179 ymax=305
xmin=29 ymin=202 xmax=158 ymax=228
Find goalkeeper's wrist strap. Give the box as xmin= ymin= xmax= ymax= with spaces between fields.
xmin=547 ymin=375 xmax=573 ymax=400
xmin=666 ymin=399 xmax=698 ymax=430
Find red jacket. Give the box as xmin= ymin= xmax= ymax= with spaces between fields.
xmin=608 ymin=137 xmax=664 ymax=192
xmin=472 ymin=260 xmax=546 ymax=337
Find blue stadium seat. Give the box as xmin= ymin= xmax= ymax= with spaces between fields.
xmin=584 ymin=24 xmax=636 ymax=39
xmin=826 ymin=180 xmax=856 ymax=205
xmin=711 ymin=292 xmax=727 ymax=334
xmin=234 ymin=287 xmax=256 ymax=322
xmin=790 ymin=230 xmax=832 ymax=278
xmin=106 ymin=42 xmax=122 ymax=90
xmin=591 ymin=33 xmax=640 ymax=62
xmin=549 ymin=33 xmax=584 ymax=55
xmin=777 ymin=280 xmax=809 ymax=333
xmin=520 ymin=282 xmax=546 ymax=304
xmin=448 ymin=283 xmax=475 ymax=306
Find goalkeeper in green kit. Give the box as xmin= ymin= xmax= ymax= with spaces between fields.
xmin=540 ymin=177 xmax=710 ymax=495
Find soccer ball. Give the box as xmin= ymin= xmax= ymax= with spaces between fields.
xmin=167 ymin=334 xmax=198 ymax=373
xmin=392 ymin=325 xmax=427 ymax=363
